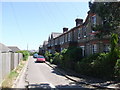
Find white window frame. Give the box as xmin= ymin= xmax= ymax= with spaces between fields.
xmin=78 ymin=30 xmax=80 ymax=39
xmin=68 ymin=33 xmax=71 ymax=41
xmin=55 ymin=39 xmax=57 ymax=45
xmin=92 ymin=44 xmax=97 ymax=54
xmin=92 ymin=15 xmax=96 ymax=25
xmin=65 ymin=34 xmax=67 ymax=42
xmin=80 ymin=46 xmax=85 ymax=56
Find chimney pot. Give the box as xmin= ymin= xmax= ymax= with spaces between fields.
xmin=63 ymin=27 xmax=68 ymax=33
xmin=75 ymin=18 xmax=83 ymax=26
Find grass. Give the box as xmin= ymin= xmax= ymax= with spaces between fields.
xmin=2 ymin=60 xmax=26 ymax=88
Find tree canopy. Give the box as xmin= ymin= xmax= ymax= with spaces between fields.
xmin=89 ymin=1 xmax=120 ymax=37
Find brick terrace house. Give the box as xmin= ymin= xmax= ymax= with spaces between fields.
xmin=47 ymin=32 xmax=62 ymax=54
xmin=42 ymin=11 xmax=112 ymax=56
xmin=77 ymin=11 xmax=110 ymax=56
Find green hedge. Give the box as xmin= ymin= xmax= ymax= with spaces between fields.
xmin=16 ymin=50 xmax=30 ymax=61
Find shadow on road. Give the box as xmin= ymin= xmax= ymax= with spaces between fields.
xmin=50 ymin=65 xmax=118 ymax=87
xmin=25 ymin=83 xmax=92 ymax=90
xmin=34 ymin=61 xmax=45 ymax=63
xmin=51 ymin=69 xmax=64 ymax=76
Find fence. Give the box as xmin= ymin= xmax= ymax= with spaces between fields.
xmin=0 ymin=52 xmax=23 ymax=85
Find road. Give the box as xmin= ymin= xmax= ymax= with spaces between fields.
xmin=15 ymin=56 xmax=91 ymax=89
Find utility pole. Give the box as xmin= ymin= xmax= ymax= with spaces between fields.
xmin=27 ymin=43 xmax=28 ymax=51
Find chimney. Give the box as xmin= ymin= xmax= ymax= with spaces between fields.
xmin=63 ymin=27 xmax=68 ymax=33
xmin=75 ymin=18 xmax=83 ymax=26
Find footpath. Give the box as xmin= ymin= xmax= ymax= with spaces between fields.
xmin=12 ymin=57 xmax=29 ymax=88
xmin=46 ymin=61 xmax=120 ymax=89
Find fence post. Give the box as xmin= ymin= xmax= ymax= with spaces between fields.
xmin=11 ymin=53 xmax=14 ymax=70
xmin=0 ymin=51 xmax=2 ymax=84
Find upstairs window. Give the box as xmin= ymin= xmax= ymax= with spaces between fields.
xmin=62 ymin=36 xmax=64 ymax=43
xmin=78 ymin=28 xmax=81 ymax=39
xmin=83 ymin=26 xmax=87 ymax=38
xmin=60 ymin=37 xmax=62 ymax=44
xmin=91 ymin=15 xmax=96 ymax=26
xmin=55 ymin=39 xmax=57 ymax=45
xmin=65 ymin=34 xmax=67 ymax=42
xmin=68 ymin=33 xmax=71 ymax=41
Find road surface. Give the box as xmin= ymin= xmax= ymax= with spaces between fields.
xmin=15 ymin=56 xmax=91 ymax=89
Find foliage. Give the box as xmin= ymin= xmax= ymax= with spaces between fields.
xmin=89 ymin=1 xmax=120 ymax=37
xmin=115 ymin=59 xmax=120 ymax=80
xmin=29 ymin=52 xmax=38 ymax=56
xmin=52 ymin=52 xmax=63 ymax=66
xmin=62 ymin=47 xmax=83 ymax=70
xmin=44 ymin=51 xmax=52 ymax=61
xmin=16 ymin=50 xmax=30 ymax=61
xmin=75 ymin=53 xmax=100 ymax=76
xmin=92 ymin=53 xmax=112 ymax=78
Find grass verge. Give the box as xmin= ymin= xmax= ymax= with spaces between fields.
xmin=2 ymin=60 xmax=26 ymax=88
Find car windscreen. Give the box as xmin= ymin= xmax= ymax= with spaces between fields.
xmin=38 ymin=56 xmax=44 ymax=58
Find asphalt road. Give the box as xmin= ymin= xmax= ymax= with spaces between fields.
xmin=15 ymin=56 xmax=91 ymax=89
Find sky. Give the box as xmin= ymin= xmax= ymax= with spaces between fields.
xmin=1 ymin=1 xmax=89 ymax=50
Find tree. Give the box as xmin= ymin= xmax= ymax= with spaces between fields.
xmin=89 ymin=1 xmax=120 ymax=37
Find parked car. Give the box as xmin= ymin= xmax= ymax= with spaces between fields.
xmin=36 ymin=55 xmax=46 ymax=62
xmin=33 ymin=53 xmax=38 ymax=58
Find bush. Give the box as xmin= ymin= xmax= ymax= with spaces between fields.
xmin=115 ymin=59 xmax=120 ymax=80
xmin=52 ymin=52 xmax=60 ymax=65
xmin=29 ymin=52 xmax=38 ymax=56
xmin=63 ymin=47 xmax=83 ymax=70
xmin=17 ymin=50 xmax=30 ymax=61
xmin=75 ymin=53 xmax=100 ymax=76
xmin=44 ymin=51 xmax=52 ymax=61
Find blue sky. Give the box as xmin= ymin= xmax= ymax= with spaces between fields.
xmin=1 ymin=2 xmax=89 ymax=50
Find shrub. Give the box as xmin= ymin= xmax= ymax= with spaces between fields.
xmin=17 ymin=50 xmax=30 ymax=61
xmin=63 ymin=47 xmax=83 ymax=70
xmin=75 ymin=53 xmax=100 ymax=76
xmin=115 ymin=59 xmax=120 ymax=80
xmin=29 ymin=52 xmax=38 ymax=56
xmin=52 ymin=52 xmax=60 ymax=65
xmin=44 ymin=51 xmax=52 ymax=61
xmin=50 ymin=58 xmax=53 ymax=64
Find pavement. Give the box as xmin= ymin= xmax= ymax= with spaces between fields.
xmin=45 ymin=61 xmax=120 ymax=89
xmin=12 ymin=57 xmax=29 ymax=88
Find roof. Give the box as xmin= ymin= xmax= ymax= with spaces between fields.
xmin=0 ymin=43 xmax=12 ymax=53
xmin=53 ymin=25 xmax=83 ymax=40
xmin=51 ymin=32 xmax=62 ymax=39
xmin=43 ymin=41 xmax=48 ymax=45
xmin=8 ymin=46 xmax=21 ymax=52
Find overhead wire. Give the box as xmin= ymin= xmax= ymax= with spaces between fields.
xmin=10 ymin=2 xmax=27 ymax=49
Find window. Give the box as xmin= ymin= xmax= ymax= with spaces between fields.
xmin=83 ymin=27 xmax=86 ymax=38
xmin=92 ymin=15 xmax=96 ymax=25
xmin=78 ymin=29 xmax=81 ymax=39
xmin=92 ymin=44 xmax=97 ymax=54
xmin=51 ymin=40 xmax=54 ymax=46
xmin=84 ymin=32 xmax=87 ymax=38
xmin=62 ymin=36 xmax=64 ymax=44
xmin=104 ymin=44 xmax=110 ymax=53
xmin=68 ymin=33 xmax=71 ymax=41
xmin=80 ymin=46 xmax=85 ymax=56
xmin=55 ymin=39 xmax=57 ymax=45
xmin=65 ymin=34 xmax=67 ymax=42
xmin=60 ymin=37 xmax=62 ymax=45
